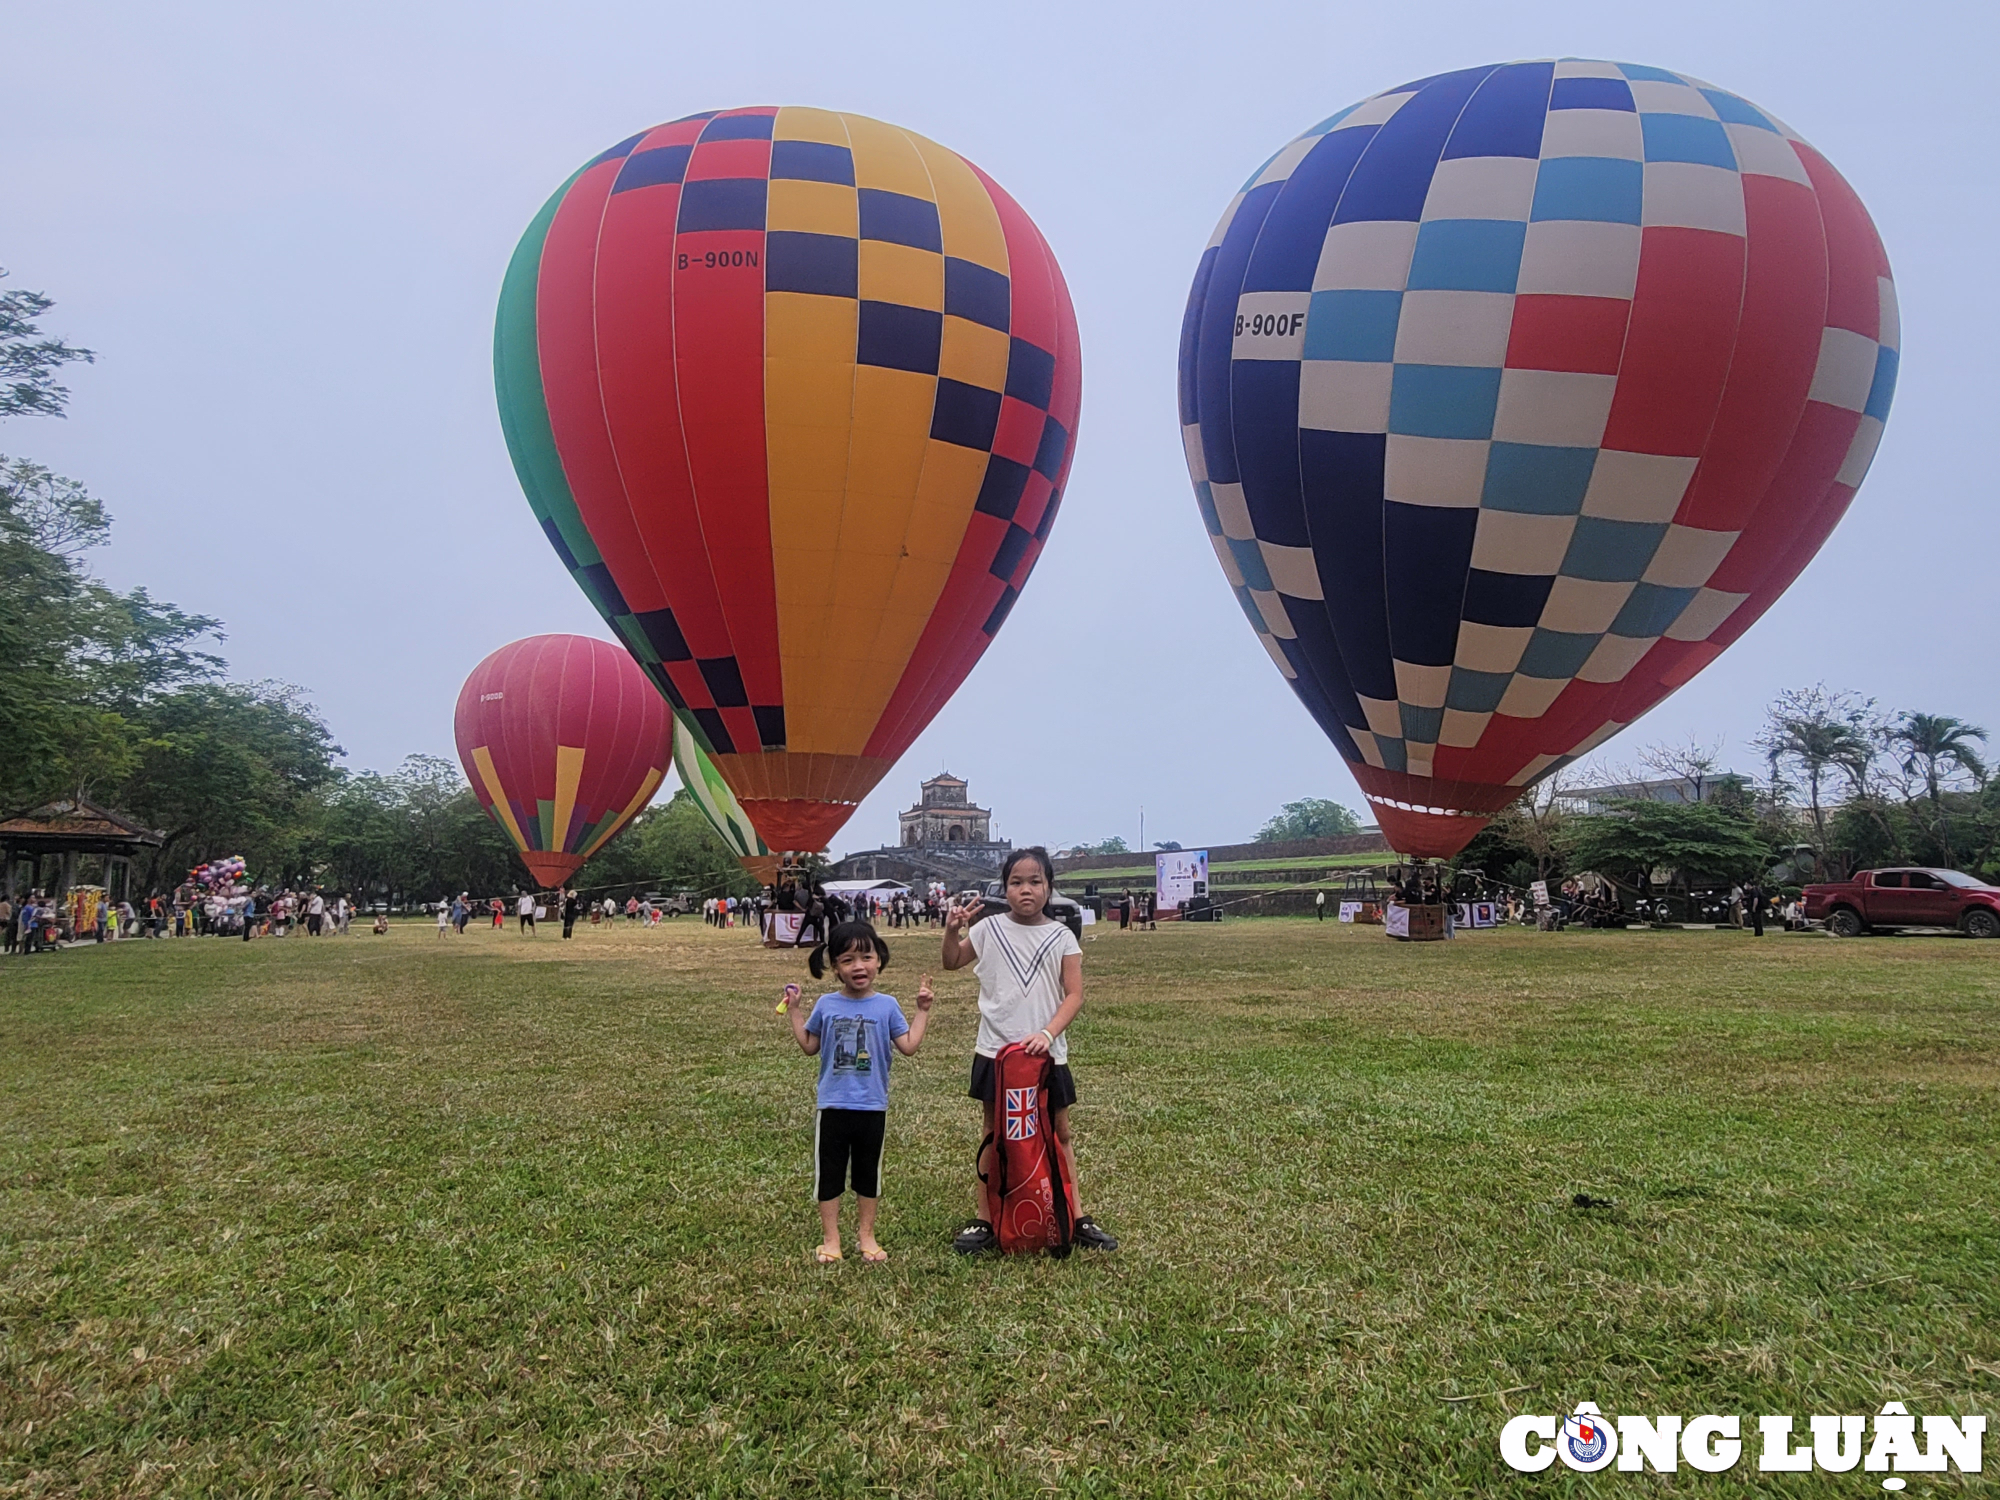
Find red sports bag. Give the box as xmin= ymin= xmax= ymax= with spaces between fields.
xmin=979 ymin=1042 xmax=1078 ymax=1256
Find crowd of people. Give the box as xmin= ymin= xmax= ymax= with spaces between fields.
xmin=0 ymin=884 xmax=367 ymax=949
xmin=4 ymin=856 xmax=1832 ymax=957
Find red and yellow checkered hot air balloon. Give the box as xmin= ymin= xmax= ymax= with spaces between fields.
xmin=495 ymin=107 xmax=1080 ymax=853
xmin=453 ymin=635 xmax=674 ymax=889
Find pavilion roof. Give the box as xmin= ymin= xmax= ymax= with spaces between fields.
xmin=0 ymin=797 xmax=165 ymax=852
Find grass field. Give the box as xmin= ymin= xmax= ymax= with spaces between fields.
xmin=3 ymin=918 xmax=1997 ymax=1496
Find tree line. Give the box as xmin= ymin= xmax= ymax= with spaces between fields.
xmin=1 ymin=273 xmax=753 ymax=905
xmin=1464 ymin=688 xmax=1995 ymax=897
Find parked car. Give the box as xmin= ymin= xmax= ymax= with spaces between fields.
xmin=962 ymin=881 xmax=1086 ymax=939
xmin=1803 ymin=868 xmax=2000 ymax=938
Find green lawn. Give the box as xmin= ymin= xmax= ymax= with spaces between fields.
xmin=3 ymin=919 xmax=1996 ymax=1495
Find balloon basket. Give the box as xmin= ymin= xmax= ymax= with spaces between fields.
xmin=1384 ymin=903 xmax=1447 ymax=942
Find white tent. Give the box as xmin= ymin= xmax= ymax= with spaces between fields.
xmin=819 ymin=879 xmax=910 ymax=896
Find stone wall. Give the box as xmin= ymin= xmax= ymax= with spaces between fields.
xmin=1053 ymin=830 xmax=1389 ymax=876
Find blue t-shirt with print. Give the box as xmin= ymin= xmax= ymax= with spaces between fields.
xmin=805 ymin=991 xmax=909 ymax=1111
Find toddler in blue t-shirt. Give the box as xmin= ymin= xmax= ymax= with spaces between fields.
xmin=784 ymin=919 xmax=932 ymax=1263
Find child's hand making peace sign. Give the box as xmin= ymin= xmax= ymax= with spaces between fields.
xmin=915 ymin=974 xmax=935 ymax=1011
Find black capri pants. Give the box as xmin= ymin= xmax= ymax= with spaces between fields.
xmin=815 ymin=1108 xmax=886 ymax=1201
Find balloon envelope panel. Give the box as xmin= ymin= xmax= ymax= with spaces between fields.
xmin=672 ymin=712 xmax=775 ymax=879
xmin=453 ymin=635 xmax=675 ymax=888
xmin=1180 ymin=60 xmax=1895 ymax=857
xmin=497 ymin=108 xmax=1081 ymax=852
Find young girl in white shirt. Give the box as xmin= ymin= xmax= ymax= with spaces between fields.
xmin=941 ymin=846 xmax=1117 ymax=1255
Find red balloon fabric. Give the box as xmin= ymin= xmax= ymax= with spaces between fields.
xmin=453 ymin=635 xmax=674 ymax=889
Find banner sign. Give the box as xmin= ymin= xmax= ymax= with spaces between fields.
xmin=1470 ymin=901 xmax=1498 ymax=928
xmin=1383 ymin=904 xmax=1411 ymax=938
xmin=1531 ymin=880 xmax=1550 ymax=907
xmin=1338 ymin=901 xmax=1361 ymax=923
xmin=1155 ymin=849 xmax=1209 ymax=912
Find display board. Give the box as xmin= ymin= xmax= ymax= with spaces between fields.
xmin=1154 ymin=849 xmax=1209 ymax=912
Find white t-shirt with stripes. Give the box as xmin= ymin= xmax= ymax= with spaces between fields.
xmin=968 ymin=914 xmax=1081 ymax=1064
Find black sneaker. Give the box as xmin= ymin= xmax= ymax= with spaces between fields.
xmin=1072 ymin=1216 xmax=1118 ymax=1251
xmin=953 ymin=1220 xmax=997 ymax=1255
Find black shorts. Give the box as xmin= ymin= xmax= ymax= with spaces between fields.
xmin=968 ymin=1054 xmax=1077 ymax=1112
xmin=815 ymin=1108 xmax=886 ymax=1201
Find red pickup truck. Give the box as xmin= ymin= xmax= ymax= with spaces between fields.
xmin=1803 ymin=868 xmax=2000 ymax=938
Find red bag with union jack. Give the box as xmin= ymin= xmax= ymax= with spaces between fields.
xmin=979 ymin=1042 xmax=1077 ymax=1256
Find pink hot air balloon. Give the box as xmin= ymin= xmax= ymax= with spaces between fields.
xmin=453 ymin=635 xmax=674 ymax=888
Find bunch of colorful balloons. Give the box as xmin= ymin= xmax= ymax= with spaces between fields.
xmin=187 ymin=856 xmax=248 ymax=892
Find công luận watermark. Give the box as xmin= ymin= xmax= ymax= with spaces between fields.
xmin=1501 ymin=1402 xmax=1984 ymax=1488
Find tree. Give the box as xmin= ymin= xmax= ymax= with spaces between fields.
xmin=576 ymin=789 xmax=759 ymax=898
xmin=1255 ymin=797 xmax=1361 ymax=842
xmin=1755 ymin=685 xmax=1880 ymax=867
xmin=111 ymin=681 xmax=344 ymax=890
xmin=1153 ymin=840 xmax=1183 ymax=851
xmin=0 ymin=273 xmax=94 ymax=419
xmin=310 ymin=758 xmax=524 ymax=905
xmin=0 ymin=460 xmax=225 ymax=810
xmin=1472 ymin=764 xmax=1584 ymax=884
xmin=1559 ymin=798 xmax=1770 ymax=892
xmin=1888 ymin=713 xmax=1988 ymax=867
xmin=1637 ymin=733 xmax=1725 ymax=802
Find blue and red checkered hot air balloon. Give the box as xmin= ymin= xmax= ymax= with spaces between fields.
xmin=454 ymin=635 xmax=674 ymax=889
xmin=1181 ymin=60 xmax=1896 ymax=858
xmin=496 ymin=108 xmax=1080 ymax=854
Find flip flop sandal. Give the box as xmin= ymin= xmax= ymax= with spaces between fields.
xmin=861 ymin=1247 xmax=890 ymax=1263
xmin=814 ymin=1247 xmax=843 ymax=1264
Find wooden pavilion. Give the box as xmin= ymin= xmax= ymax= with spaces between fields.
xmin=0 ymin=798 xmax=164 ymax=902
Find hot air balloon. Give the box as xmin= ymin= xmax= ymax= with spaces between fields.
xmin=1181 ymin=60 xmax=1894 ymax=858
xmin=673 ymin=713 xmax=779 ymax=884
xmin=496 ymin=106 xmax=1080 ymax=853
xmin=454 ymin=635 xmax=675 ymax=888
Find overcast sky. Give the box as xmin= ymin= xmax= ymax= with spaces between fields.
xmin=9 ymin=0 xmax=1993 ymax=856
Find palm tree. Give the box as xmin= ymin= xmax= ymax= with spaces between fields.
xmin=1756 ymin=686 xmax=1878 ymax=865
xmin=1889 ymin=713 xmax=1988 ymax=866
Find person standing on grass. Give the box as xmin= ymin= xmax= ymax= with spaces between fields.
xmin=516 ymin=891 xmax=536 ymax=934
xmin=562 ymin=888 xmax=581 ymax=939
xmin=784 ymin=920 xmax=932 ymax=1264
xmin=437 ymin=899 xmax=452 ymax=938
xmin=942 ymin=846 xmax=1118 ymax=1256
xmin=1316 ymin=889 xmax=1326 ymax=921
